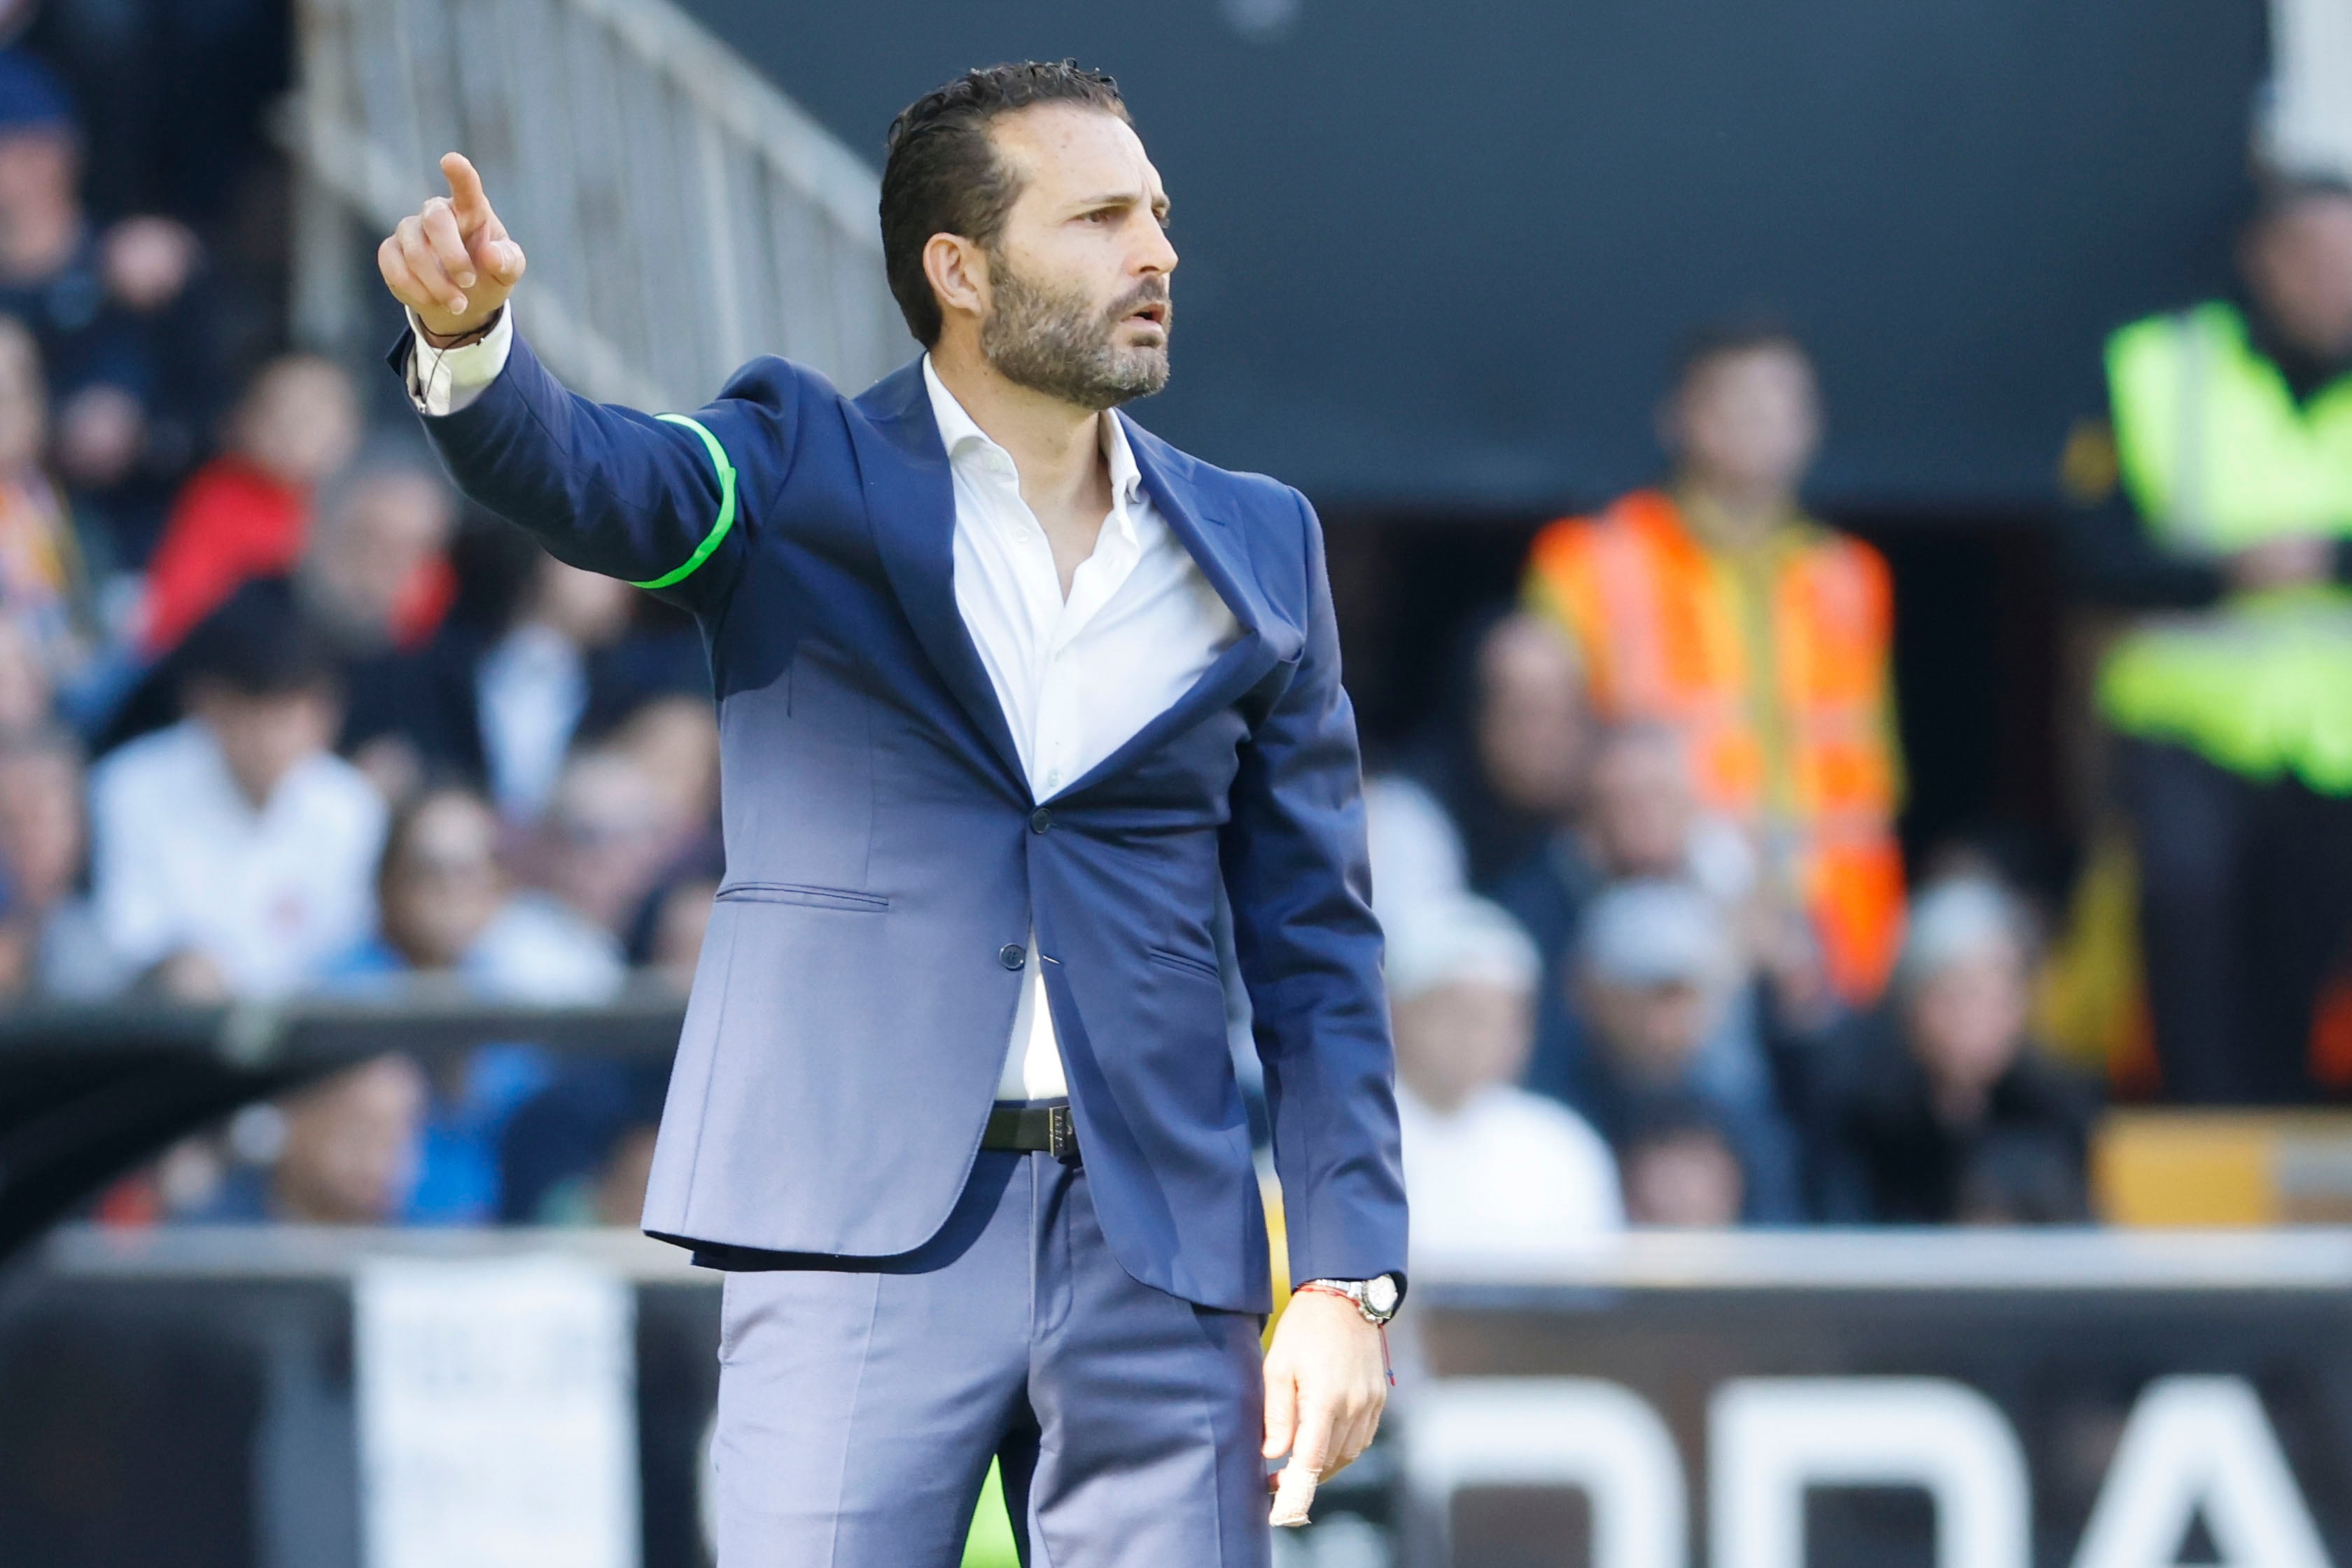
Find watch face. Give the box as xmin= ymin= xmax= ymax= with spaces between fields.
xmin=1364 ymin=1275 xmax=1399 ymax=1316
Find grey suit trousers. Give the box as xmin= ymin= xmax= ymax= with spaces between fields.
xmin=711 ymin=1145 xmax=1273 ymax=1567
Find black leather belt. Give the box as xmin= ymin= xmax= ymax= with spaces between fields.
xmin=983 ymin=1102 xmax=1080 ymax=1163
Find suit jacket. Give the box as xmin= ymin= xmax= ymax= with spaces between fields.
xmin=398 ymin=327 xmax=1407 ymax=1311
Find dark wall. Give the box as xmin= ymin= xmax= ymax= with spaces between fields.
xmin=681 ymin=0 xmax=2267 ymax=511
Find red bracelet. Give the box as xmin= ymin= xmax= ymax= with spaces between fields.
xmin=1291 ymin=1282 xmax=1395 ymax=1386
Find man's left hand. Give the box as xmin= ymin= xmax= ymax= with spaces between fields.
xmin=1261 ymin=1287 xmax=1388 ymax=1518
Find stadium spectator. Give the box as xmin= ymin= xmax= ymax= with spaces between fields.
xmin=1385 ymin=892 xmax=1622 ymax=1261
xmin=626 ymin=830 xmax=724 ymax=990
xmin=1812 ymin=877 xmax=2096 ymax=1223
xmin=607 ymin=692 xmax=721 ymax=848
xmin=134 ymin=351 xmax=357 ymax=657
xmin=498 ymin=1060 xmax=668 ymax=1225
xmin=293 ymin=450 xmax=461 ymax=792
xmin=202 ymin=1054 xmax=428 ymax=1224
xmin=1567 ymin=878 xmax=1805 ymax=1222
xmin=0 ymin=313 xmax=94 ymax=684
xmin=531 ymin=745 xmax=668 ymax=948
xmin=1618 ymin=1096 xmax=1747 ymax=1227
xmin=1576 ymin=723 xmax=1756 ymax=898
xmin=638 ymin=874 xmax=719 ymax=990
xmin=88 ymin=586 xmax=384 ymax=996
xmin=1951 ymin=1129 xmax=2093 ymax=1226
xmin=0 ymin=605 xmax=48 ymax=728
xmin=327 ymin=783 xmax=624 ymax=1004
xmin=1404 ymin=609 xmax=1592 ymax=888
xmin=0 ymin=721 xmax=118 ymax=999
xmin=479 ymin=556 xmax=640 ymax=820
xmin=325 ymin=783 xmax=626 ymax=1224
xmin=2065 ymin=176 xmax=2352 ymax=1104
xmin=1362 ymin=770 xmax=1469 ymax=917
xmin=1495 ymin=722 xmax=1777 ymax=1106
xmin=0 ymin=49 xmax=216 ymax=566
xmin=1523 ymin=326 xmax=1904 ymax=1003
xmin=369 ymin=550 xmax=644 ymax=820
xmin=295 ymin=450 xmax=458 ymax=659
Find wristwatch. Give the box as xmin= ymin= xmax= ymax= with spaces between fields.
xmin=1298 ymin=1273 xmax=1402 ymax=1325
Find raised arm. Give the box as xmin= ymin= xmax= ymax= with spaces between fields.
xmin=378 ymin=153 xmax=799 ymax=610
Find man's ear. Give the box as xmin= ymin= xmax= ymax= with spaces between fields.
xmin=923 ymin=233 xmax=990 ymax=330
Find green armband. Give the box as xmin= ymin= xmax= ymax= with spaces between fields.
xmin=629 ymin=413 xmax=738 ymax=590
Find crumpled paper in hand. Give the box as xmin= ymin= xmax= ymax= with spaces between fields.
xmin=1270 ymin=1461 xmax=1319 ymax=1527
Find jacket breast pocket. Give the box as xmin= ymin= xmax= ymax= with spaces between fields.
xmin=715 ymin=881 xmax=890 ymax=912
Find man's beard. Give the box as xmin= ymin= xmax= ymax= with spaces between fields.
xmin=980 ymin=253 xmax=1170 ymax=411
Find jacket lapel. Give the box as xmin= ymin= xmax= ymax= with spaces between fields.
xmin=848 ymin=362 xmax=1028 ymax=793
xmin=1051 ymin=418 xmax=1297 ymax=801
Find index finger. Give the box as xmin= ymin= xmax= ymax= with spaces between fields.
xmin=440 ymin=153 xmax=491 ymax=223
xmin=1287 ymin=1400 xmax=1334 ymax=1477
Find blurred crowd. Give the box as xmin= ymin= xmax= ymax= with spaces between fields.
xmin=0 ymin=36 xmax=708 ymax=1228
xmin=1377 ymin=172 xmax=2352 ymax=1253
xmin=1371 ymin=323 xmax=2096 ymax=1259
xmin=8 ymin=15 xmax=2352 ymax=1242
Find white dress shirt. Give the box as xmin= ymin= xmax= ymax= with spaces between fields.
xmin=91 ymin=718 xmax=389 ymax=997
xmin=405 ymin=309 xmax=1242 ymax=1098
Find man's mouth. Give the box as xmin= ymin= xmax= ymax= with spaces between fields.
xmin=1124 ymin=300 xmax=1169 ymax=329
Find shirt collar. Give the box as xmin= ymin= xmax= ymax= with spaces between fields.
xmin=920 ymin=354 xmax=1146 ymax=512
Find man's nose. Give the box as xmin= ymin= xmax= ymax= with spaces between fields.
xmin=1136 ymin=224 xmax=1177 ymax=276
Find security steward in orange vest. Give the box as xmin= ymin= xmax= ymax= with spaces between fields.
xmin=1524 ymin=326 xmax=1905 ymax=1004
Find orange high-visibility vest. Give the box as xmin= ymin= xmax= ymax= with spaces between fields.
xmin=1524 ymin=489 xmax=1906 ymax=1000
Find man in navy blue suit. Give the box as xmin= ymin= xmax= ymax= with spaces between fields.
xmin=379 ymin=60 xmax=1406 ymax=1565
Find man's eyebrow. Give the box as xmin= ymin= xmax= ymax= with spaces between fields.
xmin=1066 ymin=190 xmax=1172 ymax=221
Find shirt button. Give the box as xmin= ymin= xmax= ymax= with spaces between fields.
xmin=999 ymin=943 xmax=1027 ymax=971
xmin=1030 ymin=808 xmax=1053 ymax=834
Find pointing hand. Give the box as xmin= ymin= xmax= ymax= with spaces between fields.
xmin=377 ymin=152 xmax=528 ymax=345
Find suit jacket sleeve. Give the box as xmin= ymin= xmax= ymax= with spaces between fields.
xmin=388 ymin=323 xmax=802 ymax=614
xmin=1222 ymin=487 xmax=1409 ymax=1289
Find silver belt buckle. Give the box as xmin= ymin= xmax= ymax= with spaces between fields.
xmin=1047 ymin=1104 xmax=1077 ymax=1163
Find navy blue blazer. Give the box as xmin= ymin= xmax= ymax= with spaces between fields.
xmin=398 ymin=325 xmax=1407 ymax=1311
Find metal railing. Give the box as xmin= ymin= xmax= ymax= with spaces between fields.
xmin=286 ymin=0 xmax=910 ymax=411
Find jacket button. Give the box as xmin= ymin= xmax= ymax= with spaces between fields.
xmin=999 ymin=943 xmax=1026 ymax=970
xmin=1029 ymin=807 xmax=1053 ymax=834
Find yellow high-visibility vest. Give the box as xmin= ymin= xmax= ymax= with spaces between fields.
xmin=2099 ymin=302 xmax=2352 ymax=790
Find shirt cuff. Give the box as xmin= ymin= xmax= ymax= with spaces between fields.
xmin=404 ymin=303 xmax=514 ymax=416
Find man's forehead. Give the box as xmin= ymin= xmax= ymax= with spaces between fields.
xmin=993 ymin=104 xmax=1161 ymax=202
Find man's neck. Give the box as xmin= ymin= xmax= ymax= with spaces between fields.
xmin=930 ymin=340 xmax=1113 ymax=537
xmin=1675 ymin=475 xmax=1796 ymax=552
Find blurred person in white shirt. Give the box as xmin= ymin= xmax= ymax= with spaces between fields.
xmin=1386 ymin=891 xmax=1622 ymax=1264
xmin=89 ymin=585 xmax=386 ymax=997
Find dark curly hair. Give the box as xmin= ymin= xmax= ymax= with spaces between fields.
xmin=880 ymin=60 xmax=1130 ymax=346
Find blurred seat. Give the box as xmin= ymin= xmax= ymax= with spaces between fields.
xmin=2094 ymin=1109 xmax=2352 ymax=1224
